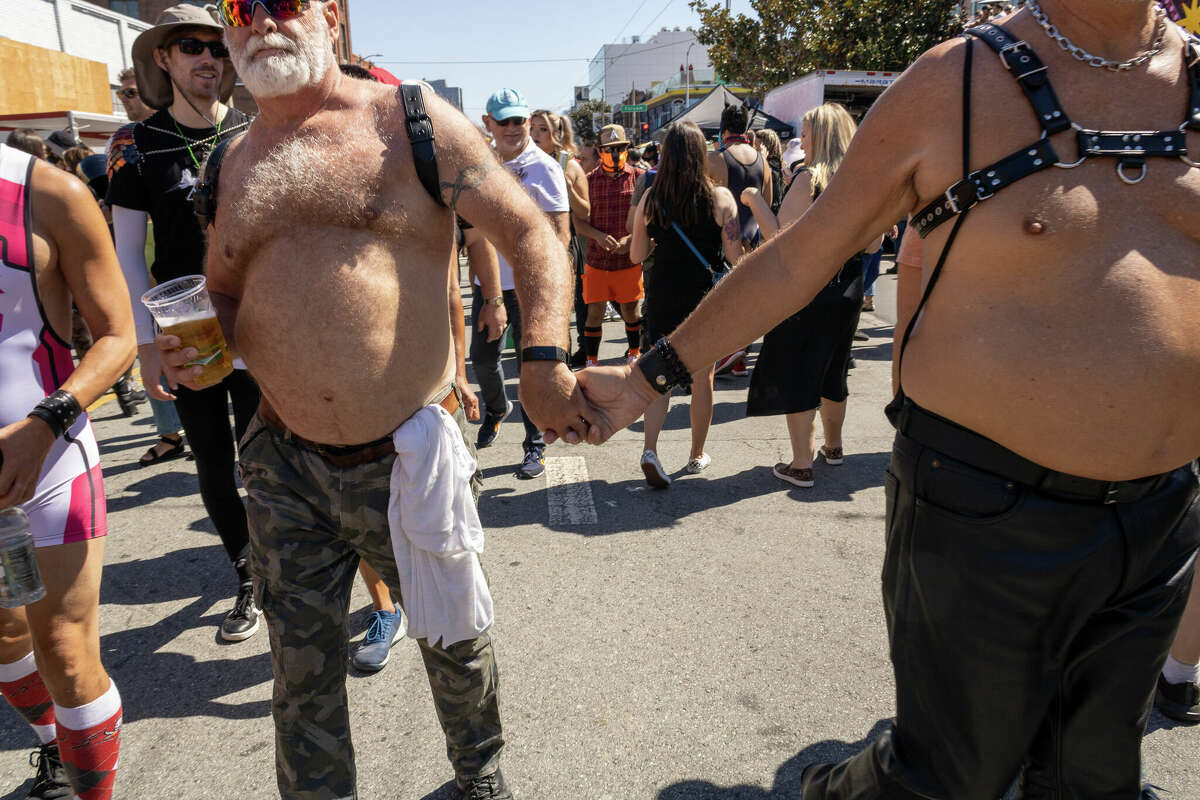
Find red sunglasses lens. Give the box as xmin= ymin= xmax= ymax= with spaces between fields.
xmin=217 ymin=0 xmax=306 ymax=26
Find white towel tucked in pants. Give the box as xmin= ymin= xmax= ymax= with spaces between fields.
xmin=388 ymin=404 xmax=493 ymax=647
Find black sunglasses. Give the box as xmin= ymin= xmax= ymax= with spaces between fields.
xmin=171 ymin=38 xmax=230 ymax=59
xmin=495 ymin=117 xmax=528 ymax=128
xmin=117 ymin=87 xmax=140 ymax=99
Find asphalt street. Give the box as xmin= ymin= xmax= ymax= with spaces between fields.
xmin=2 ymin=264 xmax=1197 ymax=799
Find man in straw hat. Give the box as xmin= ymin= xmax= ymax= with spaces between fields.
xmin=156 ymin=1 xmax=595 ymax=797
xmin=106 ymin=5 xmax=261 ymax=644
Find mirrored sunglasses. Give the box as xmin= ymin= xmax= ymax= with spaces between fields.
xmin=216 ymin=0 xmax=309 ymax=27
xmin=117 ymin=87 xmax=140 ymax=99
xmin=171 ymin=38 xmax=230 ymax=59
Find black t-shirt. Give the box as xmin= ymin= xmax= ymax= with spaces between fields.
xmin=106 ymin=108 xmax=251 ymax=284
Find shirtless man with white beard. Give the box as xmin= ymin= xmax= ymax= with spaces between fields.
xmin=157 ymin=2 xmax=592 ymax=797
xmin=573 ymin=1 xmax=1200 ymax=797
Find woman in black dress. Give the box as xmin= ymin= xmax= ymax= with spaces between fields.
xmin=742 ymin=103 xmax=882 ymax=488
xmin=629 ymin=121 xmax=744 ymax=487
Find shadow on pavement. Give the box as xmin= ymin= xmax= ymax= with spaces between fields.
xmin=1 ymin=545 xmax=272 ymax=758
xmin=103 ymin=469 xmax=199 ymax=506
xmin=480 ymin=453 xmax=890 ymax=536
xmin=655 ymin=718 xmax=892 ymax=799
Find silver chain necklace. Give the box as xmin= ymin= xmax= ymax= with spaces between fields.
xmin=1025 ymin=0 xmax=1167 ymax=72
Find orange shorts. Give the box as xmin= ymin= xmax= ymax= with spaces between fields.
xmin=583 ymin=264 xmax=643 ymax=305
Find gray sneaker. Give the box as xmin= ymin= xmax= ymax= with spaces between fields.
xmin=350 ymin=605 xmax=407 ymax=672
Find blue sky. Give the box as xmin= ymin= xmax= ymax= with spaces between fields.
xmin=348 ymin=0 xmax=758 ymax=119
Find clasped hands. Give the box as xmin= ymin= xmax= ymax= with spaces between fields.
xmin=519 ymin=360 xmax=657 ymax=447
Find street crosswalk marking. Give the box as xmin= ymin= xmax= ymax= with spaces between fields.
xmin=544 ymin=456 xmax=598 ymax=525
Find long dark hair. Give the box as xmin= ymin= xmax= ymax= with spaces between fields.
xmin=646 ymin=121 xmax=714 ymax=228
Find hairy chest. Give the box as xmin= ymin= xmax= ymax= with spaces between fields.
xmin=212 ymin=126 xmax=432 ymax=275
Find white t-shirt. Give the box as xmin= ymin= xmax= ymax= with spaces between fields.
xmin=475 ymin=138 xmax=569 ymax=291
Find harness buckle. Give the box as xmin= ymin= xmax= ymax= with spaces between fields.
xmin=1103 ymin=484 xmax=1120 ymax=504
xmin=997 ymin=40 xmax=1034 ymax=73
xmin=943 ymin=183 xmax=980 ymax=215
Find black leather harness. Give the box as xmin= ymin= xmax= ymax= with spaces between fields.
xmin=913 ymin=22 xmax=1200 ymax=239
xmin=193 ymin=83 xmax=446 ymax=227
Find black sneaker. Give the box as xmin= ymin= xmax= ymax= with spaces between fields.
xmin=220 ymin=582 xmax=260 ymax=642
xmin=28 ymin=742 xmax=72 ymax=799
xmin=114 ymin=377 xmax=146 ymax=417
xmin=476 ymin=400 xmax=513 ymax=449
xmin=456 ymin=769 xmax=513 ymax=800
xmin=1154 ymin=672 xmax=1200 ymax=723
xmin=516 ymin=445 xmax=545 ymax=479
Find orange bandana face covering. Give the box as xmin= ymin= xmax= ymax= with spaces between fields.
xmin=600 ymin=149 xmax=628 ymax=172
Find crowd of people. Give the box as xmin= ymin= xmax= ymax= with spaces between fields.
xmin=1 ymin=0 xmax=1199 ymax=798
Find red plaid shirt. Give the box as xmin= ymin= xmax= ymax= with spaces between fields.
xmin=586 ymin=165 xmax=642 ymax=271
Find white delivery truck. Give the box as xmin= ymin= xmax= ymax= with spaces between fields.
xmin=764 ymin=69 xmax=899 ymax=137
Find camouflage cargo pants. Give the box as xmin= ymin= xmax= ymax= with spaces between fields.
xmin=238 ymin=393 xmax=501 ymax=800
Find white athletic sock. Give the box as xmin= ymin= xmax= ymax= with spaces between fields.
xmin=0 ymin=652 xmax=56 ymax=744
xmin=1162 ymin=654 xmax=1200 ymax=686
xmin=54 ymin=678 xmax=121 ymax=731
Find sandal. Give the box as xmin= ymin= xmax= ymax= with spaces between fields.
xmin=139 ymin=435 xmax=185 ymax=467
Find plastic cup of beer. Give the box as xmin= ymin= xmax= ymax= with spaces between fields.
xmin=141 ymin=276 xmax=234 ymax=387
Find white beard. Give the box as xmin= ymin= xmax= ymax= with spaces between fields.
xmin=227 ymin=12 xmax=332 ymax=99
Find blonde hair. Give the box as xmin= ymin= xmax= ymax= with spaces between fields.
xmin=802 ymin=102 xmax=857 ymax=197
xmin=756 ymin=128 xmax=781 ymax=160
xmin=532 ymin=109 xmax=577 ymax=156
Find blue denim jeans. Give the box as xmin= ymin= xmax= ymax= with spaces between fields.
xmin=862 ymin=247 xmax=883 ymax=297
xmin=148 ymin=378 xmax=182 ymax=436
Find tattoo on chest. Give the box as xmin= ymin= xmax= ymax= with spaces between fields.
xmin=440 ymin=160 xmax=497 ymax=212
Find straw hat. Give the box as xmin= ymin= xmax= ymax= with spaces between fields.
xmin=131 ymin=4 xmax=236 ymax=111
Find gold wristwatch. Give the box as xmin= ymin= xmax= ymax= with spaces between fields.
xmin=483 ymin=296 xmax=504 ymax=306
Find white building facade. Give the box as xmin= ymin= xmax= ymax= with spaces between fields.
xmin=588 ymin=28 xmax=710 ymax=106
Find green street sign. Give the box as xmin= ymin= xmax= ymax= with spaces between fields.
xmin=621 ymin=104 xmax=647 ymax=112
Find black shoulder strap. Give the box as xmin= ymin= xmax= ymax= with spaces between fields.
xmin=1183 ymin=29 xmax=1200 ymax=131
xmin=887 ymin=37 xmax=976 ymax=427
xmin=967 ymin=23 xmax=1072 ymax=135
xmin=401 ymin=83 xmax=446 ymax=208
xmin=192 ymin=134 xmax=237 ymax=228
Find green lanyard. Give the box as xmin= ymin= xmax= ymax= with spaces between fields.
xmin=174 ymin=111 xmax=224 ymax=172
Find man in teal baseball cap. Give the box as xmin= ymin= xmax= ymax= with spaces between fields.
xmin=485 ymin=88 xmax=530 ymax=121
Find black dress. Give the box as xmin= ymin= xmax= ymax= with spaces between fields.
xmin=747 ymin=172 xmax=864 ymax=415
xmin=643 ymin=196 xmax=723 ymax=343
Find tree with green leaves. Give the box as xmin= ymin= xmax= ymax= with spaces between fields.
xmin=566 ymin=99 xmax=613 ymax=144
xmin=689 ymin=0 xmax=965 ymax=93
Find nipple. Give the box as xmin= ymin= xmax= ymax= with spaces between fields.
xmin=1023 ymin=218 xmax=1045 ymax=236
xmin=363 ymin=206 xmax=379 ymax=222
xmin=224 ymin=244 xmax=235 ymax=259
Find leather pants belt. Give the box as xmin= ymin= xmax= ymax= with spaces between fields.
xmin=894 ymin=399 xmax=1175 ymax=505
xmin=258 ymin=389 xmax=461 ymax=469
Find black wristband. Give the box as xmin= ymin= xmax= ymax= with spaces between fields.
xmin=521 ymin=346 xmax=568 ymax=364
xmin=637 ymin=337 xmax=692 ymax=395
xmin=27 ymin=390 xmax=83 ymax=439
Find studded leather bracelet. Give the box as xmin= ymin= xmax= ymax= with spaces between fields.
xmin=637 ymin=337 xmax=692 ymax=395
xmin=27 ymin=390 xmax=83 ymax=439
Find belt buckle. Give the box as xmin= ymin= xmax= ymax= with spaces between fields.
xmin=1103 ymin=483 xmax=1120 ymax=504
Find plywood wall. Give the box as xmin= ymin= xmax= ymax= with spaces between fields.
xmin=0 ymin=39 xmax=112 ymax=116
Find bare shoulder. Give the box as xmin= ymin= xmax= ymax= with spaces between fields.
xmin=30 ymin=158 xmax=95 ymax=220
xmin=712 ymin=185 xmax=736 ymax=216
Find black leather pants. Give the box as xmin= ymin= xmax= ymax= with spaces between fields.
xmin=803 ymin=421 xmax=1200 ymax=800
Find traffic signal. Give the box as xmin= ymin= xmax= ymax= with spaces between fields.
xmin=641 ymin=123 xmax=649 ymax=133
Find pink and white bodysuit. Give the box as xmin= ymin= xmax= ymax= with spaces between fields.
xmin=0 ymin=143 xmax=107 ymax=547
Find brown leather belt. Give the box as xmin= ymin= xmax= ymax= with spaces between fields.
xmin=258 ymin=389 xmax=460 ymax=468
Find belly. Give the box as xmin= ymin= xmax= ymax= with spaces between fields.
xmin=236 ymin=230 xmax=454 ymax=444
xmin=903 ymin=239 xmax=1200 ymax=480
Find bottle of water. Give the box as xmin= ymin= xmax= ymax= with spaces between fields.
xmin=0 ymin=508 xmax=45 ymax=608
